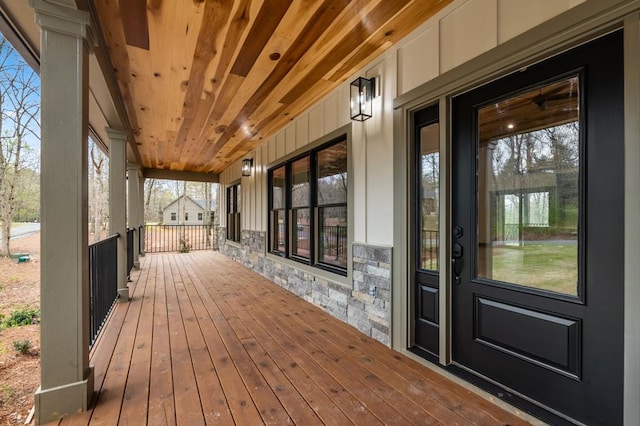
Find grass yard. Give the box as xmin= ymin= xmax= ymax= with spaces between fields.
xmin=490 ymin=243 xmax=578 ymax=296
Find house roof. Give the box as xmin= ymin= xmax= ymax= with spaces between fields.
xmin=162 ymin=195 xmax=208 ymax=213
xmin=0 ymin=0 xmax=453 ymax=179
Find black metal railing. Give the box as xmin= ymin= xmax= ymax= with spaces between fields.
xmin=422 ymin=229 xmax=439 ymax=271
xmin=89 ymin=234 xmax=119 ymax=347
xmin=144 ymin=224 xmax=214 ymax=253
xmin=126 ymin=228 xmax=135 ymax=278
xmin=138 ymin=225 xmax=144 ymax=255
xmin=319 ymin=225 xmax=348 ymax=265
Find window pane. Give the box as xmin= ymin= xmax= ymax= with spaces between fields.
xmin=419 ymin=123 xmax=440 ymax=271
xmin=236 ymin=184 xmax=241 ymax=213
xmin=292 ymin=208 xmax=310 ymax=258
xmin=291 ymin=157 xmax=310 ymax=208
xmin=317 ymin=140 xmax=347 ymax=205
xmin=477 ymin=76 xmax=579 ymax=296
xmin=272 ymin=166 xmax=286 ymax=209
xmin=272 ymin=210 xmax=286 ymax=253
xmin=227 ymin=187 xmax=234 ymax=213
xmin=318 ymin=206 xmax=347 ymax=269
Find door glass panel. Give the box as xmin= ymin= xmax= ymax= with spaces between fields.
xmin=476 ymin=76 xmax=579 ymax=296
xmin=419 ymin=123 xmax=440 ymax=271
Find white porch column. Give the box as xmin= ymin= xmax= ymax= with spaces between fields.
xmin=30 ymin=0 xmax=94 ymax=423
xmin=106 ymin=128 xmax=128 ymax=301
xmin=138 ymin=175 xmax=145 ymax=256
xmin=127 ymin=163 xmax=141 ymax=268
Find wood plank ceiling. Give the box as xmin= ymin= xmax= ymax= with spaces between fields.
xmin=90 ymin=0 xmax=453 ymax=174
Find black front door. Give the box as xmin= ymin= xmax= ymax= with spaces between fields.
xmin=451 ymin=31 xmax=624 ymax=425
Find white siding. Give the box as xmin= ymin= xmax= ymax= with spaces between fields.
xmin=162 ymin=197 xmax=206 ymax=225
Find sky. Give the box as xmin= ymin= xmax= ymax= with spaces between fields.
xmin=0 ymin=33 xmax=41 ymax=159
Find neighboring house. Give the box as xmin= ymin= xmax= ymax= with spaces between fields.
xmin=161 ymin=196 xmax=212 ymax=225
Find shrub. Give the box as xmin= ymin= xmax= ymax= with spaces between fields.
xmin=179 ymin=238 xmax=191 ymax=253
xmin=1 ymin=307 xmax=40 ymax=328
xmin=12 ymin=339 xmax=32 ymax=355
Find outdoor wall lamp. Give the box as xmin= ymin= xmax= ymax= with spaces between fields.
xmin=241 ymin=158 xmax=253 ymax=177
xmin=350 ymin=76 xmax=376 ymax=121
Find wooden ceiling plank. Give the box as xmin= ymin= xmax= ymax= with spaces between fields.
xmin=145 ymin=0 xmax=178 ymax=168
xmin=280 ymin=0 xmax=410 ymax=105
xmin=95 ymin=0 xmax=143 ymax=134
xmin=127 ymin=46 xmax=153 ymax=167
xmin=93 ymin=0 xmax=454 ymax=174
xmin=182 ymin=0 xmax=257 ymax=168
xmin=166 ymin=1 xmax=204 ymax=134
xmin=230 ymin=0 xmax=293 ymax=77
xmin=121 ymin=0 xmax=149 ymax=50
xmin=205 ymin=0 xmax=349 ymax=162
xmin=326 ymin=0 xmax=455 ymax=82
xmin=194 ymin=1 xmax=317 ymax=164
xmin=201 ymin=0 xmax=326 ymax=166
xmin=172 ymin=0 xmax=235 ymax=166
xmin=209 ymin=1 xmax=380 ymax=165
xmin=255 ymin=0 xmax=380 ymax=104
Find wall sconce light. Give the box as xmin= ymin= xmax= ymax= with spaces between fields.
xmin=241 ymin=158 xmax=253 ymax=176
xmin=350 ymin=76 xmax=375 ymax=121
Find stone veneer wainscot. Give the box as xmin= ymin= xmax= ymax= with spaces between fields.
xmin=218 ymin=228 xmax=392 ymax=346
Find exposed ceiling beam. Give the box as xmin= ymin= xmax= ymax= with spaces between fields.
xmin=143 ymin=168 xmax=219 ymax=183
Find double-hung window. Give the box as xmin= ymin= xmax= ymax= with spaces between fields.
xmin=268 ymin=137 xmax=348 ymax=274
xmin=226 ymin=183 xmax=241 ymax=242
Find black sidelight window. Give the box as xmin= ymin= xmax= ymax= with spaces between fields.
xmin=226 ymin=183 xmax=241 ymax=242
xmin=268 ymin=136 xmax=347 ymax=274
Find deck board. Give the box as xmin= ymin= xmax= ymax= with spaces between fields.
xmin=52 ymin=252 xmax=531 ymax=426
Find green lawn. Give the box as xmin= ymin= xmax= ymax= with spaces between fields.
xmin=490 ymin=244 xmax=578 ymax=296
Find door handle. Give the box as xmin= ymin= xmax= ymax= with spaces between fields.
xmin=452 ymin=242 xmax=463 ymax=284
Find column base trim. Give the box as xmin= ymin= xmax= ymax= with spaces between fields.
xmin=118 ymin=287 xmax=129 ymax=302
xmin=35 ymin=366 xmax=94 ymax=424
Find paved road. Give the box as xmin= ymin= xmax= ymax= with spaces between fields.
xmin=0 ymin=222 xmax=40 ymax=241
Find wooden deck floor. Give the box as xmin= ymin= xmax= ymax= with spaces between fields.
xmin=49 ymin=252 xmax=530 ymax=425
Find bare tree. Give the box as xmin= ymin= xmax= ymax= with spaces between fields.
xmin=0 ymin=37 xmax=40 ymax=256
xmin=89 ymin=140 xmax=108 ymax=242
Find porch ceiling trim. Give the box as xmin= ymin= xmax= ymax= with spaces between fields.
xmin=142 ymin=168 xmax=219 ymax=184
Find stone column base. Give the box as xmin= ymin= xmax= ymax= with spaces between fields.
xmin=35 ymin=366 xmax=94 ymax=424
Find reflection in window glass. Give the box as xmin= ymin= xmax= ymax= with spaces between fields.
xmin=419 ymin=123 xmax=439 ymax=271
xmin=317 ymin=141 xmax=348 ymax=268
xmin=318 ymin=142 xmax=347 ymax=205
xmin=272 ymin=166 xmax=285 ymax=209
xmin=226 ymin=183 xmax=241 ymax=242
xmin=477 ymin=76 xmax=579 ymax=296
xmin=291 ymin=157 xmax=310 ymax=259
xmin=292 ymin=208 xmax=310 ymax=258
xmin=318 ymin=206 xmax=347 ymax=268
xmin=267 ymin=137 xmax=348 ymax=274
xmin=270 ymin=166 xmax=286 ymax=254
xmin=272 ymin=210 xmax=285 ymax=253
